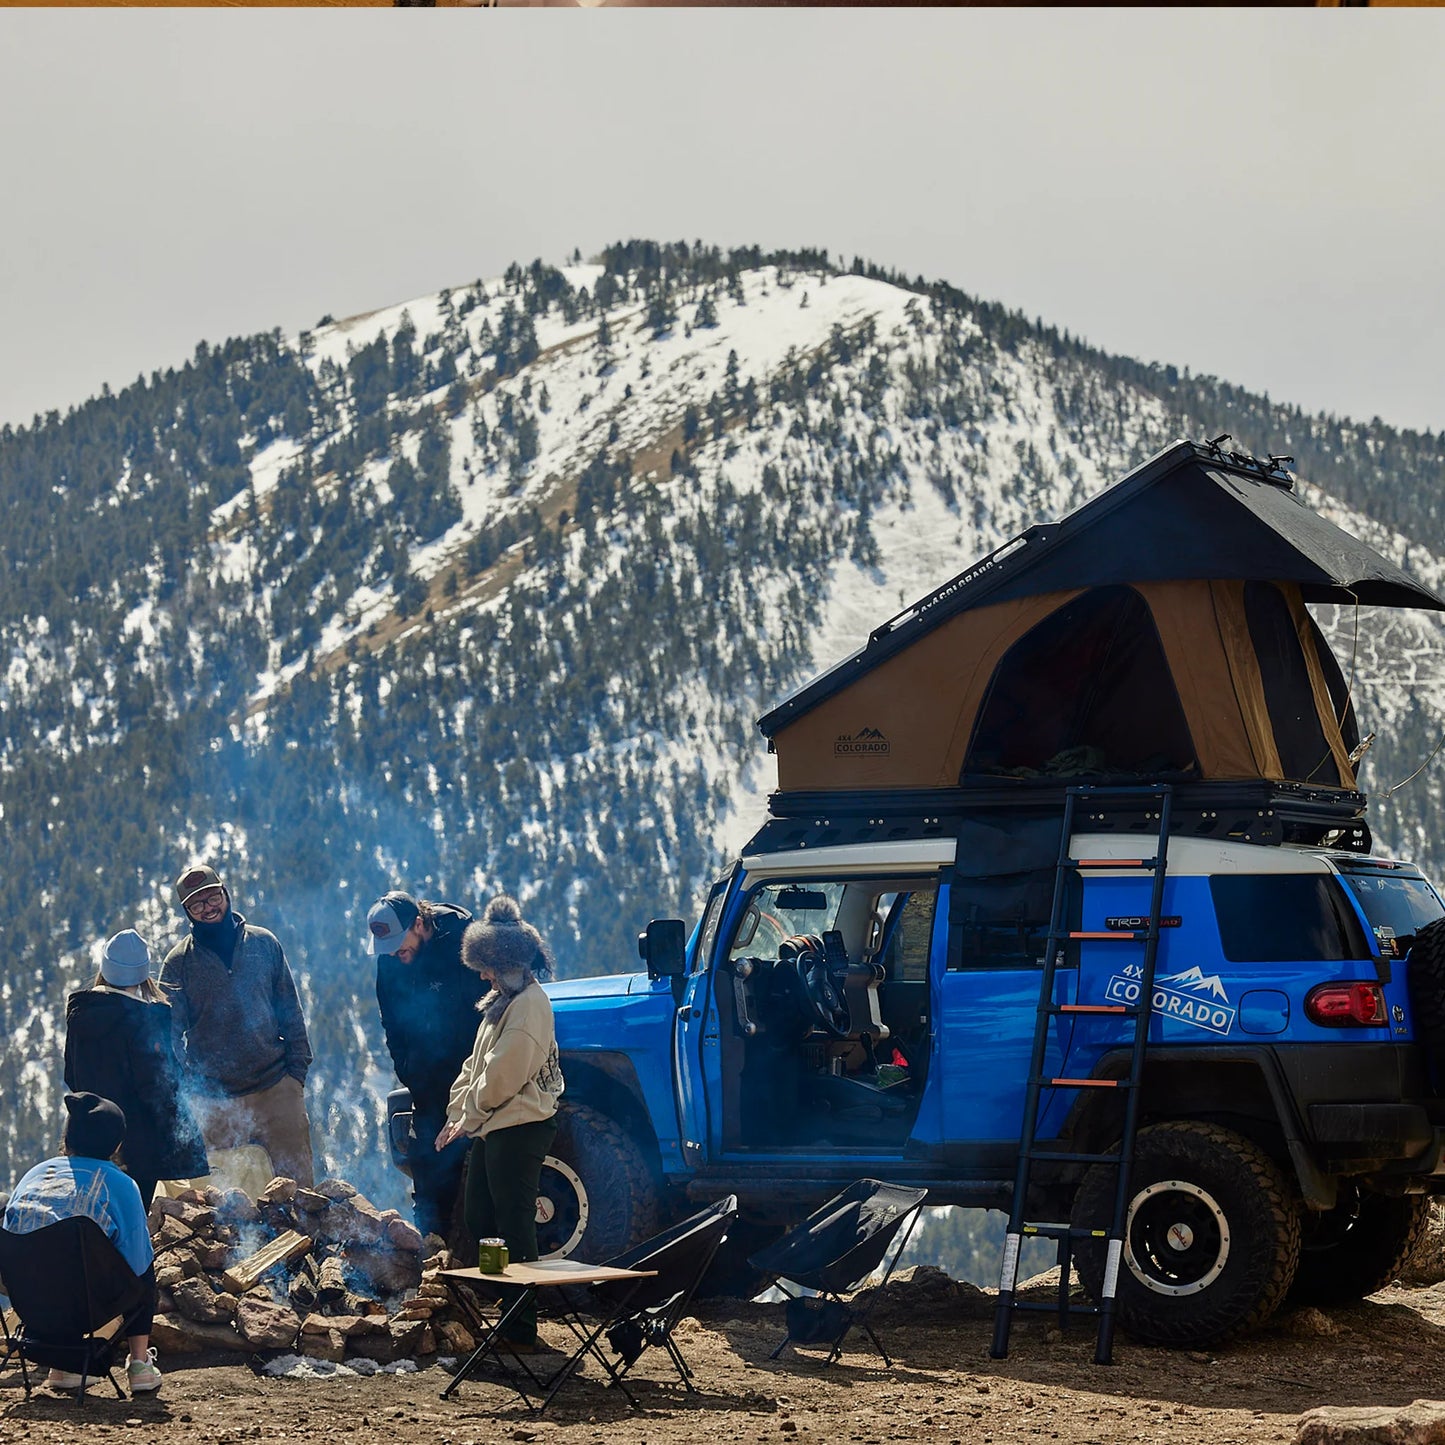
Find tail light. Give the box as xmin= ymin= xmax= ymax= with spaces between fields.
xmin=1304 ymin=981 xmax=1387 ymax=1027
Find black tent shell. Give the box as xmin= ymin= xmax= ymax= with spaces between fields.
xmin=759 ymin=438 xmax=1444 ymax=743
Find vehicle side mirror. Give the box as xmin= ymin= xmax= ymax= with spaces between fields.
xmin=639 ymin=919 xmax=688 ymax=981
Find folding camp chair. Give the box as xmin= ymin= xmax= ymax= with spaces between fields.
xmin=0 ymin=1218 xmax=149 ymax=1402
xmin=586 ymin=1194 xmax=739 ymax=1394
xmin=748 ymin=1178 xmax=927 ymax=1367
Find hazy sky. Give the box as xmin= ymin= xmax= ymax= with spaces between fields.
xmin=3 ymin=9 xmax=1442 ymax=437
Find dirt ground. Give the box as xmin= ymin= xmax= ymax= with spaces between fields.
xmin=7 ymin=1272 xmax=1445 ymax=1445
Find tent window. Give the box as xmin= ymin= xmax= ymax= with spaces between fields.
xmin=1244 ymin=583 xmax=1342 ymax=784
xmin=964 ymin=586 xmax=1197 ymax=781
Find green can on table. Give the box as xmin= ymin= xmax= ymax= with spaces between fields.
xmin=477 ymin=1238 xmax=510 ymax=1273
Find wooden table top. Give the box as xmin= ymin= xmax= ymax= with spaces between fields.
xmin=442 ymin=1259 xmax=657 ymax=1287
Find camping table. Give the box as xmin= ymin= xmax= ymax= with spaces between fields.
xmin=438 ymin=1260 xmax=657 ymax=1412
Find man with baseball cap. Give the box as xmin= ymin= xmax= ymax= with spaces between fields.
xmin=160 ymin=864 xmax=316 ymax=1187
xmin=367 ymin=889 xmax=483 ymax=1239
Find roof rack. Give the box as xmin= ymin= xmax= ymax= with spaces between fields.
xmin=748 ymin=780 xmax=1371 ymax=856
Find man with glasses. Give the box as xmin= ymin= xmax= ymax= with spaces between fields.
xmin=366 ymin=890 xmax=483 ymax=1240
xmin=160 ymin=865 xmax=316 ymax=1187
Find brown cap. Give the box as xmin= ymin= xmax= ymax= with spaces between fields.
xmin=176 ymin=864 xmax=224 ymax=908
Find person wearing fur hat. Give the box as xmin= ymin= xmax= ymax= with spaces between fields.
xmin=436 ymin=895 xmax=565 ymax=1352
xmin=4 ymin=1093 xmax=163 ymax=1393
xmin=64 ymin=929 xmax=209 ymax=1208
xmin=159 ymin=864 xmax=316 ymax=1187
xmin=366 ymin=890 xmax=485 ymax=1241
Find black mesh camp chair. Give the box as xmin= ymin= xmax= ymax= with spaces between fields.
xmin=586 ymin=1194 xmax=739 ymax=1396
xmin=748 ymin=1179 xmax=927 ymax=1367
xmin=0 ymin=1218 xmax=149 ymax=1402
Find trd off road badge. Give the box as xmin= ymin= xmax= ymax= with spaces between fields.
xmin=834 ymin=727 xmax=891 ymax=756
xmin=1104 ymin=964 xmax=1237 ymax=1036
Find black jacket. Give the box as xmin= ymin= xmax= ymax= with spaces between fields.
xmin=375 ymin=903 xmax=487 ymax=1113
xmin=64 ymin=987 xmax=209 ymax=1183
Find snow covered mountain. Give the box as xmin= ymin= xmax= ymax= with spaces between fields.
xmin=2 ymin=241 xmax=1443 ymax=1210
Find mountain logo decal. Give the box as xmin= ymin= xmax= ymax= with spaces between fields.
xmin=835 ymin=727 xmax=891 ymax=756
xmin=1158 ymin=967 xmax=1231 ymax=1002
xmin=1103 ymin=963 xmax=1236 ymax=1036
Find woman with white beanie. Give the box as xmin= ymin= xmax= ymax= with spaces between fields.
xmin=63 ymin=929 xmax=209 ymax=1207
xmin=436 ymin=895 xmax=565 ymax=1353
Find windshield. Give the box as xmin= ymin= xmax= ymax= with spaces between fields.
xmin=1338 ymin=868 xmax=1445 ymax=959
xmin=728 ymin=880 xmax=847 ymax=961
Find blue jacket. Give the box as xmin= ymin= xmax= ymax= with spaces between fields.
xmin=4 ymin=1155 xmax=153 ymax=1276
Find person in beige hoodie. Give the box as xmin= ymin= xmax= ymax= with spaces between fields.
xmin=436 ymin=895 xmax=564 ymax=1350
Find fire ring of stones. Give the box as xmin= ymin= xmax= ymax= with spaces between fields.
xmin=148 ymin=1176 xmax=476 ymax=1365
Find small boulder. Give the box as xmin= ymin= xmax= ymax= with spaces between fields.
xmin=235 ymin=1296 xmax=300 ymax=1350
xmin=173 ymin=1275 xmax=238 ymax=1325
xmin=260 ymin=1177 xmax=298 ymax=1204
xmin=1296 ymin=1399 xmax=1445 ymax=1444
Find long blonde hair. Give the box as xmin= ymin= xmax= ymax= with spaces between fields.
xmin=91 ymin=969 xmax=167 ymax=1004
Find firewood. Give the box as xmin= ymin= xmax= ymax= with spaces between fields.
xmin=220 ymin=1228 xmax=312 ymax=1295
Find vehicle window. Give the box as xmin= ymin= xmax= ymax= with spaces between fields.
xmin=1209 ymin=875 xmax=1372 ymax=963
xmin=727 ymin=880 xmax=846 ymax=960
xmin=1338 ymin=870 xmax=1445 ymax=959
xmin=883 ymin=890 xmax=937 ymax=981
xmin=693 ymin=874 xmax=732 ymax=975
xmin=948 ymin=869 xmax=1076 ymax=970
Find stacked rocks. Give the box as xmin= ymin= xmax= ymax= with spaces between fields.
xmin=148 ymin=1176 xmax=477 ymax=1365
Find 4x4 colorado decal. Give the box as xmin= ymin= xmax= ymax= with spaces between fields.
xmin=834 ymin=727 xmax=891 ymax=756
xmin=1103 ymin=963 xmax=1237 ymax=1036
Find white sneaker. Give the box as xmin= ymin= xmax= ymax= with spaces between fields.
xmin=46 ymin=1368 xmax=85 ymax=1390
xmin=127 ymin=1349 xmax=162 ymax=1394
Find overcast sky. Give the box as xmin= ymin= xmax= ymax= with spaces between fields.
xmin=2 ymin=10 xmax=1442 ymax=439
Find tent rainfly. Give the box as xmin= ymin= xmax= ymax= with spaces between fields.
xmin=758 ymin=439 xmax=1444 ymax=798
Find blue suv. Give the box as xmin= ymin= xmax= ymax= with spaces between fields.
xmin=523 ymin=815 xmax=1445 ymax=1347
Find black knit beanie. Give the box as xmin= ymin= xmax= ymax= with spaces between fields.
xmin=64 ymin=1092 xmax=127 ymax=1161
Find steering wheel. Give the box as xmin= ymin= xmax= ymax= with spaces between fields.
xmin=790 ymin=946 xmax=851 ymax=1039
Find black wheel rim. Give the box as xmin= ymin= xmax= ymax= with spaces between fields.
xmin=1125 ymin=1178 xmax=1231 ymax=1296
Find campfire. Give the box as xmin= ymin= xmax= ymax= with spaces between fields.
xmin=148 ymin=1176 xmax=476 ymax=1364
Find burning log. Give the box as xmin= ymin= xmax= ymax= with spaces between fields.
xmin=221 ymin=1228 xmax=313 ymax=1295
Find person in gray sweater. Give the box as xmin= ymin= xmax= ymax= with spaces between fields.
xmin=159 ymin=864 xmax=315 ymax=1187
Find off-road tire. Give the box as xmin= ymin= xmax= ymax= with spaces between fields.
xmin=536 ymin=1101 xmax=660 ymax=1262
xmin=1072 ymin=1120 xmax=1301 ymax=1347
xmin=1290 ymin=1188 xmax=1432 ymax=1305
xmin=1407 ymin=918 xmax=1445 ymax=1044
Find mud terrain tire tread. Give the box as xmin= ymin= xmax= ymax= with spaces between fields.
xmin=1072 ymin=1120 xmax=1300 ymax=1348
xmin=1407 ymin=918 xmax=1445 ymax=1043
xmin=1290 ymin=1191 xmax=1433 ymax=1305
xmin=543 ymin=1101 xmax=660 ymax=1261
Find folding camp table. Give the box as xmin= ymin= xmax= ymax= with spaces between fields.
xmin=439 ymin=1259 xmax=656 ymax=1412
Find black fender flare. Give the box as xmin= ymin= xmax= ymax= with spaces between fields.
xmin=1061 ymin=1045 xmax=1337 ymax=1210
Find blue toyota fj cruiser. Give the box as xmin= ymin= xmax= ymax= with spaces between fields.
xmin=389 ymin=440 xmax=1445 ymax=1347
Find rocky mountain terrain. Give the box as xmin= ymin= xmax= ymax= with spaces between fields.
xmin=2 ymin=240 xmax=1444 ymax=1259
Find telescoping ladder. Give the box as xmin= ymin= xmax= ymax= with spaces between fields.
xmin=990 ymin=783 xmax=1174 ymax=1366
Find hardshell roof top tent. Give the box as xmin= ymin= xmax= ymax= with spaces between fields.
xmin=757 ymin=439 xmax=1444 ymax=819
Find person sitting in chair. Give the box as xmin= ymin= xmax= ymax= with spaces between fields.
xmin=3 ymin=1092 xmax=161 ymax=1394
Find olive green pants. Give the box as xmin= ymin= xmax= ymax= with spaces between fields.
xmin=463 ymin=1117 xmax=557 ymax=1342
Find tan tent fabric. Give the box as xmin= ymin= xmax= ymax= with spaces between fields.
xmin=1133 ymin=581 xmax=1264 ymax=780
xmin=772 ymin=590 xmax=1080 ymax=793
xmin=772 ymin=579 xmax=1357 ymax=795
xmin=1207 ymin=581 xmax=1285 ymax=780
xmin=1285 ymin=584 xmax=1358 ymax=789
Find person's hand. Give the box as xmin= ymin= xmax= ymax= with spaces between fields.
xmin=434 ymin=1121 xmax=464 ymax=1151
